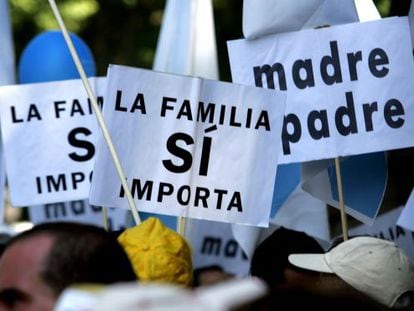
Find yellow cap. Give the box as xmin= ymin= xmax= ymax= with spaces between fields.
xmin=118 ymin=217 xmax=192 ymax=286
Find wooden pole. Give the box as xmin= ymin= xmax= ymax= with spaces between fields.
xmin=178 ymin=217 xmax=186 ymax=236
xmin=334 ymin=157 xmax=349 ymax=240
xmin=102 ymin=207 xmax=109 ymax=231
xmin=48 ymin=0 xmax=141 ymax=225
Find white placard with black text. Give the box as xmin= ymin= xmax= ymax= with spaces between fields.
xmin=0 ymin=77 xmax=105 ymax=206
xmin=228 ymin=17 xmax=414 ymax=164
xmin=29 ymin=200 xmax=129 ymax=231
xmin=90 ymin=66 xmax=286 ymax=226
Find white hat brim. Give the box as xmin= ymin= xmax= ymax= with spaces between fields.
xmin=288 ymin=254 xmax=333 ymax=274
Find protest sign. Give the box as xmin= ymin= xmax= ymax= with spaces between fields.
xmin=29 ymin=200 xmax=129 ymax=231
xmin=90 ymin=65 xmax=286 ymax=226
xmin=228 ymin=17 xmax=414 ymax=164
xmin=302 ymin=152 xmax=387 ymax=224
xmin=185 ymin=219 xmax=250 ymax=277
xmin=398 ymin=188 xmax=414 ymax=231
xmin=349 ymin=207 xmax=414 ymax=261
xmin=242 ymin=0 xmax=359 ymax=39
xmin=0 ymin=77 xmax=105 ymax=206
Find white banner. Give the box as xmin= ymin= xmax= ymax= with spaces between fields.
xmin=29 ymin=200 xmax=129 ymax=231
xmin=0 ymin=77 xmax=105 ymax=206
xmin=398 ymin=188 xmax=414 ymax=231
xmin=228 ymin=17 xmax=414 ymax=164
xmin=350 ymin=207 xmax=414 ymax=261
xmin=242 ymin=0 xmax=359 ymax=39
xmin=185 ymin=219 xmax=250 ymax=277
xmin=90 ymin=65 xmax=286 ymax=226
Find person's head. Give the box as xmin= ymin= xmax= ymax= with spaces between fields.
xmin=192 ymin=265 xmax=234 ymax=287
xmin=288 ymin=236 xmax=414 ymax=309
xmin=250 ymin=227 xmax=324 ymax=288
xmin=0 ymin=222 xmax=137 ymax=311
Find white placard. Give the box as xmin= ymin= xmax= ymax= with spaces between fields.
xmin=228 ymin=17 xmax=414 ymax=164
xmin=0 ymin=77 xmax=105 ymax=206
xmin=90 ymin=66 xmax=286 ymax=226
xmin=185 ymin=219 xmax=250 ymax=277
xmin=349 ymin=207 xmax=414 ymax=261
xmin=398 ymin=188 xmax=414 ymax=231
xmin=29 ymin=200 xmax=129 ymax=231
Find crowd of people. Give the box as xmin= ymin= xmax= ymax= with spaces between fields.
xmin=0 ymin=218 xmax=412 ymax=310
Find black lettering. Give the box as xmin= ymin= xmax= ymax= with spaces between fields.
xmin=28 ymin=104 xmax=42 ymax=121
xmin=282 ymin=113 xmax=301 ymax=155
xmin=157 ymin=182 xmax=174 ymax=202
xmin=70 ymin=200 xmax=85 ymax=215
xmin=214 ymin=189 xmax=227 ymax=210
xmin=384 ymin=99 xmax=404 ymax=128
xmin=114 ymin=90 xmax=127 ymax=112
xmin=224 ymin=240 xmax=239 ymax=257
xmin=162 ymin=133 xmax=194 ymax=173
xmin=195 ymin=187 xmax=209 ymax=208
xmin=130 ymin=93 xmax=146 ymax=114
xmin=10 ymin=106 xmax=24 ymax=123
xmin=177 ymin=100 xmax=192 ymax=120
xmin=54 ymin=101 xmax=66 ymax=118
xmin=161 ymin=97 xmax=176 ymax=116
xmin=70 ymin=99 xmax=84 ymax=116
xmin=320 ymin=41 xmax=343 ymax=85
xmin=396 ymin=226 xmax=406 ymax=239
xmin=347 ymin=51 xmax=362 ymax=81
xmin=253 ymin=63 xmax=287 ymax=90
xmin=201 ymin=237 xmax=221 ymax=255
xmin=335 ymin=92 xmax=357 ymax=136
xmin=307 ymin=110 xmax=330 ymax=139
xmin=47 ymin=174 xmax=67 ymax=192
xmin=120 ymin=179 xmax=153 ymax=200
xmin=362 ymin=102 xmax=378 ymax=132
xmin=292 ymin=59 xmax=315 ymax=89
xmin=199 ymin=136 xmax=212 ymax=176
xmin=71 ymin=172 xmax=85 ymax=189
xmin=369 ymin=48 xmax=389 ymax=78
xmin=255 ymin=111 xmax=271 ymax=131
xmin=227 ymin=192 xmax=243 ymax=212
xmin=68 ymin=127 xmax=95 ymax=161
xmin=197 ymin=102 xmax=215 ymax=123
xmin=229 ymin=106 xmax=242 ymax=127
xmin=44 ymin=203 xmax=66 ymax=218
xmin=177 ymin=185 xmax=191 ymax=205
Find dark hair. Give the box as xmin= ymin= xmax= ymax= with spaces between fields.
xmin=6 ymin=222 xmax=137 ymax=296
xmin=240 ymin=287 xmax=386 ymax=311
xmin=250 ymin=227 xmax=324 ymax=287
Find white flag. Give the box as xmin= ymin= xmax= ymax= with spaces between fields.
xmin=0 ymin=0 xmax=15 ymax=223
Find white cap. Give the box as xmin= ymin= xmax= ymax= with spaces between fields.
xmin=288 ymin=236 xmax=414 ymax=307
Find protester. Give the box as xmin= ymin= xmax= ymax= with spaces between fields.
xmin=241 ymin=286 xmax=387 ymax=310
xmin=118 ymin=217 xmax=193 ymax=286
xmin=288 ymin=236 xmax=414 ymax=310
xmin=0 ymin=222 xmax=137 ymax=310
xmin=250 ymin=227 xmax=324 ymax=289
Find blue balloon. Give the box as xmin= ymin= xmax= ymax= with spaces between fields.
xmin=18 ymin=30 xmax=96 ymax=83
